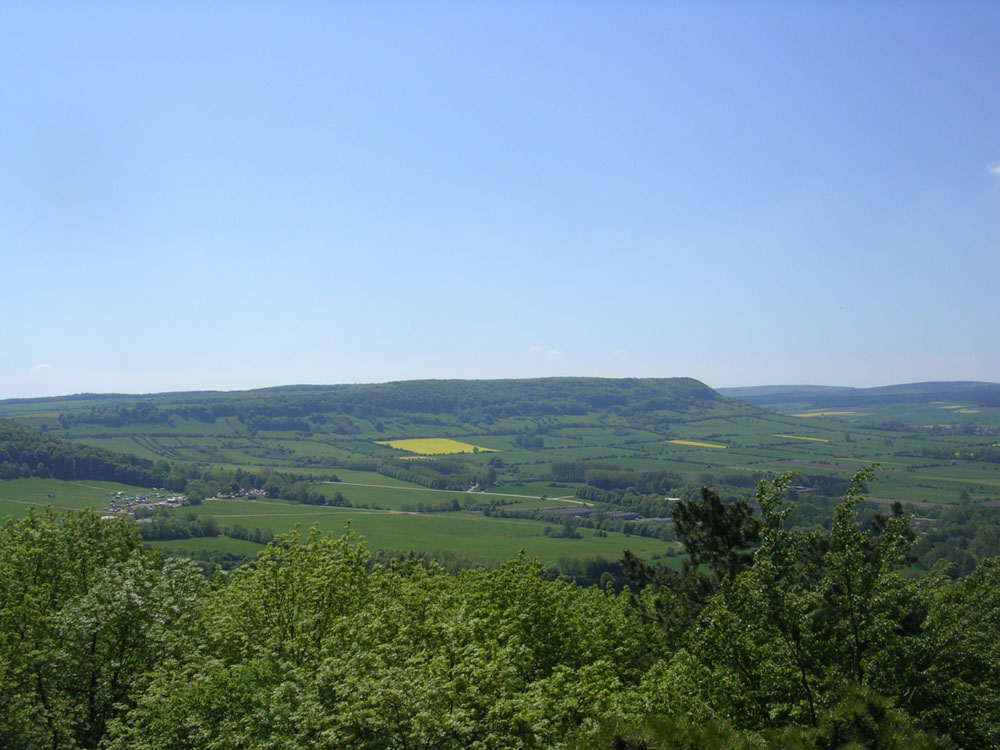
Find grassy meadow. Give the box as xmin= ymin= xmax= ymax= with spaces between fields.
xmin=0 ymin=478 xmax=162 ymax=518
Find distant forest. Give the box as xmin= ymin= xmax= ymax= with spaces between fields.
xmin=720 ymin=381 xmax=1000 ymax=408
xmin=17 ymin=377 xmax=737 ymax=432
xmin=0 ymin=418 xmax=170 ymax=486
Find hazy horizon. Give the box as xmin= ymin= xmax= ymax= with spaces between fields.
xmin=4 ymin=376 xmax=1000 ymax=405
xmin=4 ymin=3 xmax=998 ymax=399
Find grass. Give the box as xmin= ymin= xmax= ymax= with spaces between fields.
xmin=314 ymin=478 xmax=574 ymax=512
xmin=162 ymin=496 xmax=677 ymax=564
xmin=375 ymin=438 xmax=498 ymax=455
xmin=146 ymin=536 xmax=265 ymax=556
xmin=0 ymin=478 xmax=161 ymax=518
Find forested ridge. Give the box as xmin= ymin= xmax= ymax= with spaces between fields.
xmin=4 ymin=377 xmax=742 ymax=431
xmin=0 ymin=418 xmax=336 ymax=505
xmin=2 ymin=471 xmax=998 ymax=749
xmin=0 ymin=417 xmax=169 ymax=485
xmin=719 ymin=381 xmax=1000 ymax=408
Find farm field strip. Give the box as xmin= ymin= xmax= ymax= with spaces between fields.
xmin=0 ymin=497 xmax=83 ymax=512
xmin=911 ymin=474 xmax=1000 ymax=488
xmin=666 ymin=439 xmax=727 ymax=449
xmin=791 ymin=411 xmax=867 ymax=417
xmin=374 ymin=438 xmax=497 ymax=455
xmin=149 ymin=497 xmax=677 ymax=564
xmin=328 ymin=481 xmax=592 ymax=506
xmin=832 ymin=457 xmax=919 ymax=467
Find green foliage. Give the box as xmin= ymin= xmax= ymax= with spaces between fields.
xmin=3 ymin=472 xmax=1000 ymax=748
xmin=108 ymin=536 xmax=662 ymax=749
xmin=674 ymin=486 xmax=760 ymax=580
xmin=643 ymin=469 xmax=999 ymax=746
xmin=0 ymin=509 xmax=207 ymax=749
xmin=621 ymin=486 xmax=760 ymax=644
xmin=376 ymin=456 xmax=496 ymax=490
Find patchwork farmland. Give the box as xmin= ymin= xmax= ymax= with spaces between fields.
xmin=2 ymin=378 xmax=1000 ymax=574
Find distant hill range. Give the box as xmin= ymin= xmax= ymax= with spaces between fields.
xmin=0 ymin=377 xmax=750 ymax=430
xmin=718 ymin=381 xmax=1000 ymax=408
xmin=4 ymin=378 xmax=999 ymax=424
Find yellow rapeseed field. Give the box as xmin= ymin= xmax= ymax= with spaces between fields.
xmin=773 ymin=434 xmax=830 ymax=443
xmin=666 ymin=439 xmax=727 ymax=449
xmin=375 ymin=438 xmax=497 ymax=455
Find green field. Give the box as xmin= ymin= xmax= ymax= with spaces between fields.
xmin=174 ymin=497 xmax=678 ymax=565
xmin=145 ymin=535 xmax=265 ymax=556
xmin=315 ymin=481 xmax=574 ymax=512
xmin=0 ymin=478 xmax=159 ymax=518
xmin=0 ymin=477 xmax=671 ymax=566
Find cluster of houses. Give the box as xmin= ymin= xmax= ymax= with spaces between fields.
xmin=105 ymin=490 xmax=186 ymax=516
xmin=213 ymin=488 xmax=266 ymax=499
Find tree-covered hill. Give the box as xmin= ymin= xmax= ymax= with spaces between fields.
xmin=1 ymin=377 xmax=747 ymax=430
xmin=0 ymin=419 xmax=329 ymax=505
xmin=720 ymin=381 xmax=1000 ymax=409
xmin=0 ymin=417 xmax=170 ymax=486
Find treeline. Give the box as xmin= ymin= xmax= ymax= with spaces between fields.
xmin=514 ymin=432 xmax=545 ymax=450
xmin=313 ymin=377 xmax=726 ymax=421
xmin=551 ymin=460 xmax=624 ymax=482
xmin=904 ymin=444 xmax=1000 ymax=464
xmin=28 ymin=377 xmax=741 ymax=433
xmin=730 ymin=380 xmax=1000 ymax=409
xmin=137 ymin=511 xmax=274 ymax=545
xmin=912 ymin=502 xmax=1000 ymax=576
xmin=400 ymin=496 xmax=514 ymax=514
xmin=583 ymin=468 xmax=682 ymax=494
xmin=137 ymin=512 xmax=221 ymax=540
xmin=58 ymin=402 xmax=363 ymax=436
xmin=173 ymin=466 xmax=337 ymax=505
xmin=243 ymin=413 xmax=360 ymax=435
xmin=5 ymin=475 xmax=999 ymax=749
xmin=0 ymin=417 xmax=170 ymax=486
xmin=58 ymin=402 xmax=172 ymax=428
xmin=574 ymin=486 xmax=677 ymax=519
xmin=0 ymin=418 xmax=339 ymax=509
xmin=375 ymin=457 xmax=496 ymax=490
xmin=493 ymin=506 xmax=676 ymax=542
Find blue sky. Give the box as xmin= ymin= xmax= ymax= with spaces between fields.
xmin=2 ymin=2 xmax=998 ymax=398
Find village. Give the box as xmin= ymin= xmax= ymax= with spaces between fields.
xmin=106 ymin=490 xmax=186 ymax=516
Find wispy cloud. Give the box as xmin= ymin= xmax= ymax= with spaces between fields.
xmin=527 ymin=345 xmax=543 ymax=353
xmin=988 ymin=163 xmax=1000 ymax=176
xmin=548 ymin=349 xmax=562 ymax=356
xmin=30 ymin=363 xmax=53 ymax=373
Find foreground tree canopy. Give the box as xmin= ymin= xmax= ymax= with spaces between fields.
xmin=2 ymin=472 xmax=998 ymax=749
